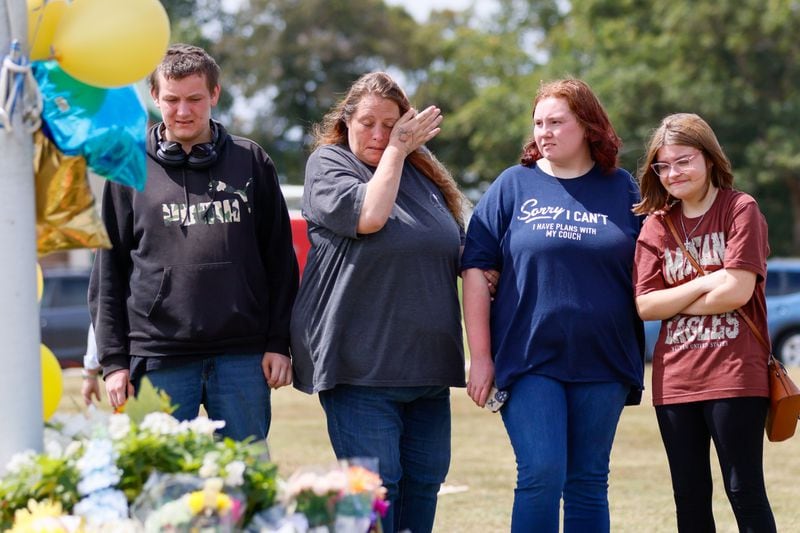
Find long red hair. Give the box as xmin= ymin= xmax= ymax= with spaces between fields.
xmin=520 ymin=79 xmax=621 ymax=174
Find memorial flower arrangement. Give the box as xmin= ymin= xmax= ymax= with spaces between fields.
xmin=0 ymin=380 xmax=276 ymax=531
xmin=0 ymin=380 xmax=388 ymax=532
xmin=275 ymin=462 xmax=388 ymax=532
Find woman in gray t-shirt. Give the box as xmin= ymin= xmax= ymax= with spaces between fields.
xmin=290 ymin=72 xmax=466 ymax=533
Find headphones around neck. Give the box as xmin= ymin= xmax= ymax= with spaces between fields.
xmin=154 ymin=121 xmax=220 ymax=170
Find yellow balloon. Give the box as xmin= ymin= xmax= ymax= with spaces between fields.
xmin=41 ymin=344 xmax=63 ymax=421
xmin=51 ymin=0 xmax=170 ymax=88
xmin=27 ymin=0 xmax=67 ymax=61
xmin=36 ymin=262 xmax=43 ymax=302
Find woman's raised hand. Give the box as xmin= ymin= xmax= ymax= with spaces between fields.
xmin=391 ymin=105 xmax=443 ymax=155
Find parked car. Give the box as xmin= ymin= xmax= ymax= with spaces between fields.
xmin=765 ymin=258 xmax=800 ymax=366
xmin=281 ymin=184 xmax=310 ymax=277
xmin=643 ymin=258 xmax=800 ymax=366
xmin=40 ymin=267 xmax=91 ymax=368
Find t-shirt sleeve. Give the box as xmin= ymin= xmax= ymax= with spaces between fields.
xmin=303 ymin=146 xmax=366 ymax=239
xmin=461 ymin=175 xmax=509 ymax=271
xmin=722 ymin=195 xmax=769 ymax=281
xmin=633 ymin=215 xmax=667 ymax=296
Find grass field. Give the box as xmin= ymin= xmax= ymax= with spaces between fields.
xmin=61 ymin=364 xmax=800 ymax=532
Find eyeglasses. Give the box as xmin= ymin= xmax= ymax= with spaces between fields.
xmin=650 ymin=152 xmax=701 ymax=178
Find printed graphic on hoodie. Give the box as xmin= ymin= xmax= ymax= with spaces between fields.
xmin=162 ymin=178 xmax=253 ymax=226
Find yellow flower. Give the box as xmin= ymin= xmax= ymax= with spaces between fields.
xmin=186 ymin=478 xmax=233 ymax=515
xmin=215 ymin=493 xmax=232 ymax=513
xmin=10 ymin=499 xmax=79 ymax=533
xmin=187 ymin=491 xmax=205 ymax=515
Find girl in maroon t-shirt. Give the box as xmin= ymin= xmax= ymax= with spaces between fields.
xmin=632 ymin=113 xmax=775 ymax=532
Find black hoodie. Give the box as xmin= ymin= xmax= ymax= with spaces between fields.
xmin=89 ymin=121 xmax=299 ymax=377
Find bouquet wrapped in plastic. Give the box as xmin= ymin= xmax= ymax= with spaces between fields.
xmin=131 ymin=473 xmax=244 ymax=532
xmin=248 ymin=459 xmax=388 ymax=533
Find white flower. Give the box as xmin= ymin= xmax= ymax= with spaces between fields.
xmin=44 ymin=426 xmax=76 ymax=455
xmin=74 ymin=487 xmax=129 ymax=523
xmin=199 ymin=451 xmax=221 ymax=478
xmin=64 ymin=440 xmax=83 ymax=459
xmin=4 ymin=449 xmax=36 ymax=474
xmin=140 ymin=412 xmax=181 ymax=435
xmin=224 ymin=460 xmax=246 ymax=487
xmin=76 ymin=439 xmax=121 ymax=495
xmin=50 ymin=412 xmax=93 ymax=439
xmin=44 ymin=438 xmax=64 ymax=459
xmin=108 ymin=413 xmax=131 ymax=440
xmin=183 ymin=415 xmax=226 ymax=435
xmin=78 ymin=468 xmax=123 ymax=495
xmin=77 ymin=439 xmax=117 ymax=471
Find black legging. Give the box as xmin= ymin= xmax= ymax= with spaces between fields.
xmin=655 ymin=397 xmax=776 ymax=533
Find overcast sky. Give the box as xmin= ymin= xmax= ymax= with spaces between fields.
xmin=385 ymin=0 xmax=490 ymax=21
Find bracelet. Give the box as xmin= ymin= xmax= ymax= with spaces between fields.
xmin=81 ymin=369 xmax=99 ymax=379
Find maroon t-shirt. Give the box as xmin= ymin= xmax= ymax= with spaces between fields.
xmin=634 ymin=188 xmax=770 ymax=405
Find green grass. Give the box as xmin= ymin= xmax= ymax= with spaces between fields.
xmin=62 ymin=365 xmax=800 ymax=531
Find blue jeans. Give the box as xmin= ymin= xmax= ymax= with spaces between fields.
xmin=500 ymin=374 xmax=628 ymax=533
xmin=135 ymin=354 xmax=270 ymax=441
xmin=319 ymin=385 xmax=452 ymax=533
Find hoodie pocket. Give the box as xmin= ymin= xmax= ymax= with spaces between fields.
xmin=141 ymin=262 xmax=265 ymax=342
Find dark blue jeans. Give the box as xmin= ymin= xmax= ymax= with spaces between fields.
xmin=135 ymin=354 xmax=270 ymax=441
xmin=656 ymin=397 xmax=776 ymax=533
xmin=319 ymin=385 xmax=452 ymax=533
xmin=500 ymin=374 xmax=628 ymax=533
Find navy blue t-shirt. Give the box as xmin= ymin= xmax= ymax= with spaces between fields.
xmin=461 ymin=163 xmax=644 ymax=398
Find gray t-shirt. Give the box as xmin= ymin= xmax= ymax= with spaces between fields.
xmin=290 ymin=144 xmax=466 ymax=393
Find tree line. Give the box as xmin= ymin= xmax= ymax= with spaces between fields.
xmin=161 ymin=0 xmax=800 ymax=255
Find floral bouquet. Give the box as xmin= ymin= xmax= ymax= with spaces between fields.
xmin=0 ymin=379 xmax=278 ymax=530
xmin=276 ymin=459 xmax=388 ymax=532
xmin=132 ymin=474 xmax=244 ymax=532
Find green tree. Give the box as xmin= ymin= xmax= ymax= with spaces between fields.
xmin=413 ymin=1 xmax=564 ymax=199
xmin=211 ymin=0 xmax=431 ymax=181
xmin=541 ymin=0 xmax=800 ymax=254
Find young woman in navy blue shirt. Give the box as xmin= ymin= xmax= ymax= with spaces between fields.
xmin=462 ymin=79 xmax=644 ymax=532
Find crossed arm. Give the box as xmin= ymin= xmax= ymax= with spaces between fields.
xmin=635 ymin=267 xmax=757 ymax=321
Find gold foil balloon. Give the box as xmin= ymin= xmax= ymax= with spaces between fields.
xmin=34 ymin=131 xmax=111 ymax=255
xmin=51 ymin=0 xmax=170 ymax=88
xmin=40 ymin=344 xmax=63 ymax=421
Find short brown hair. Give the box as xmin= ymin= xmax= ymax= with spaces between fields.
xmin=149 ymin=43 xmax=220 ymax=96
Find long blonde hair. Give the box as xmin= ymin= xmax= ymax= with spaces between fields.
xmin=312 ymin=72 xmax=465 ymax=227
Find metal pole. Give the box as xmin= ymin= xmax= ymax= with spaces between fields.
xmin=0 ymin=1 xmax=43 ymax=469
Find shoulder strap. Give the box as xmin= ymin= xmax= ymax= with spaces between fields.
xmin=664 ymin=214 xmax=705 ymax=274
xmin=662 ymin=214 xmax=772 ymax=353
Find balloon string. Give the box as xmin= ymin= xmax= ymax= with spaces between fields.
xmin=0 ymin=40 xmax=42 ymax=133
xmin=26 ymin=0 xmax=52 ymax=60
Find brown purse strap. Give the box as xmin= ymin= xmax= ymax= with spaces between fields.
xmin=663 ymin=214 xmax=772 ymax=354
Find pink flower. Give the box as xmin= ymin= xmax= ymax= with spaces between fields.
xmin=373 ymin=497 xmax=390 ymax=518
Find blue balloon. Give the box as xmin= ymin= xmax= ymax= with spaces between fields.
xmin=33 ymin=60 xmax=147 ymax=191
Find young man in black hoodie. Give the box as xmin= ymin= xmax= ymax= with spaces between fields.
xmin=89 ymin=44 xmax=298 ymax=441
